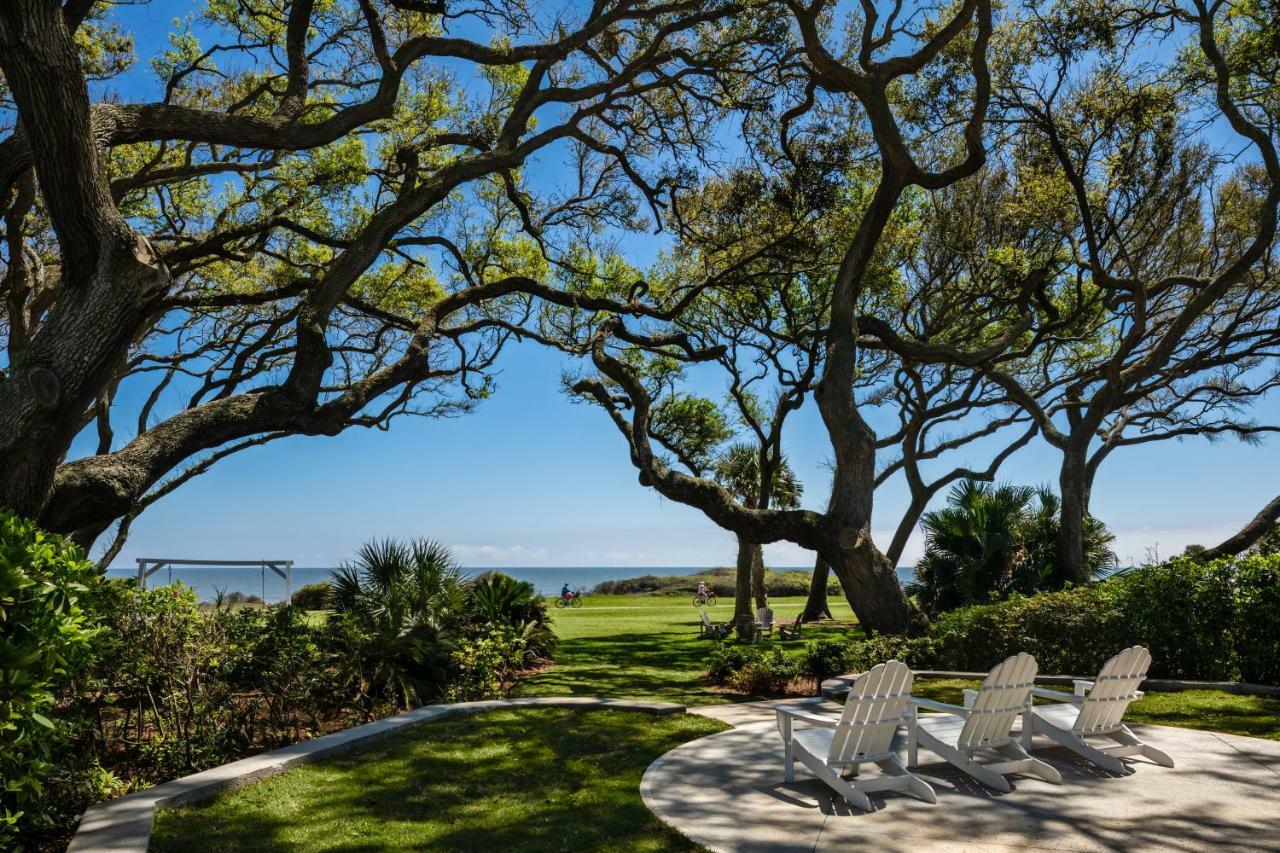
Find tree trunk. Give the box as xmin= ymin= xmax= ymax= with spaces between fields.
xmin=1202 ymin=494 xmax=1280 ymax=559
xmin=733 ymin=535 xmax=755 ymax=636
xmin=750 ymin=543 xmax=767 ymax=610
xmin=886 ymin=495 xmax=925 ymax=569
xmin=802 ymin=554 xmax=834 ymax=621
xmin=822 ymin=536 xmax=912 ymax=636
xmin=1057 ymin=443 xmax=1091 ymax=585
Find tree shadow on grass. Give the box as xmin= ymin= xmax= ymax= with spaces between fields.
xmin=152 ymin=708 xmax=727 ymax=853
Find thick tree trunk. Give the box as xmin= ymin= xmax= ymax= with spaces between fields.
xmin=1202 ymin=494 xmax=1280 ymax=559
xmin=750 ymin=543 xmax=767 ymax=610
xmin=886 ymin=496 xmax=925 ymax=569
xmin=802 ymin=554 xmax=834 ymax=621
xmin=1057 ymin=443 xmax=1091 ymax=585
xmin=733 ymin=535 xmax=755 ymax=636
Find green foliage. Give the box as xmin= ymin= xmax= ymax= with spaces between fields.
xmin=713 ymin=443 xmax=803 ymax=508
xmin=800 ymin=639 xmax=856 ymax=691
xmin=466 ymin=573 xmax=557 ymax=662
xmin=706 ymin=643 xmax=764 ymax=683
xmin=0 ymin=511 xmax=99 ymax=843
xmin=443 ymin=629 xmax=528 ymax=703
xmin=591 ymin=566 xmax=838 ymax=597
xmin=290 ymin=582 xmax=331 ymax=610
xmin=328 ymin=539 xmax=467 ymax=712
xmin=856 ymin=554 xmax=1280 ymax=684
xmin=726 ymin=647 xmax=800 ymax=696
xmin=910 ymin=480 xmax=1117 ymax=615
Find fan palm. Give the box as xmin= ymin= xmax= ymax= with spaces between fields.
xmin=328 ymin=539 xmax=465 ymax=711
xmin=467 ymin=572 xmax=557 ymax=661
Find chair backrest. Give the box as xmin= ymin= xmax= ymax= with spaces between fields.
xmin=826 ymin=660 xmax=913 ymax=764
xmin=756 ymin=607 xmax=773 ymax=628
xmin=957 ymin=652 xmax=1038 ymax=750
xmin=1075 ymin=646 xmax=1151 ymax=735
xmin=699 ymin=610 xmax=712 ymax=628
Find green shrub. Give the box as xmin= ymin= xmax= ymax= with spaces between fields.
xmin=706 ymin=644 xmax=764 ymax=684
xmin=727 ymin=647 xmax=799 ymax=696
xmin=851 ymin=554 xmax=1280 ymax=685
xmin=592 ymin=566 xmax=839 ymax=597
xmin=290 ymin=582 xmax=331 ymax=610
xmin=443 ymin=629 xmax=527 ymax=702
xmin=800 ymin=639 xmax=856 ymax=691
xmin=465 ymin=573 xmax=557 ymax=661
xmin=0 ymin=511 xmax=99 ymax=844
xmin=1233 ymin=556 xmax=1280 ymax=684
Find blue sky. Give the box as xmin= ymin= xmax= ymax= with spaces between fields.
xmin=92 ymin=3 xmax=1280 ymax=570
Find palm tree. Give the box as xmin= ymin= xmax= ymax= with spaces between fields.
xmin=714 ymin=443 xmax=803 ymax=622
xmin=329 ymin=538 xmax=466 ymax=712
xmin=909 ymin=481 xmax=1118 ymax=615
xmin=467 ymin=572 xmax=557 ymax=661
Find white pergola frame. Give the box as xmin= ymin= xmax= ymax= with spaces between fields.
xmin=135 ymin=558 xmax=295 ymax=604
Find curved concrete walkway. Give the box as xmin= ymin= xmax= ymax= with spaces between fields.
xmin=644 ymin=698 xmax=1280 ymax=852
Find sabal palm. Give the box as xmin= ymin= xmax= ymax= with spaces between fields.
xmin=714 ymin=443 xmax=802 ymax=509
xmin=329 ymin=539 xmax=465 ymax=710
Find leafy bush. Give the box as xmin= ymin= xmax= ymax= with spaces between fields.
xmin=800 ymin=639 xmax=856 ymax=691
xmin=443 ymin=629 xmax=528 ymax=702
xmin=465 ymin=573 xmax=557 ymax=661
xmin=851 ymin=554 xmax=1280 ymax=685
xmin=290 ymin=582 xmax=331 ymax=610
xmin=706 ymin=644 xmax=765 ymax=683
xmin=0 ymin=511 xmax=99 ymax=844
xmin=727 ymin=648 xmax=800 ymax=696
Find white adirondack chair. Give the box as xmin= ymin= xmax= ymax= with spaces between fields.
xmin=776 ymin=660 xmax=936 ymax=811
xmin=699 ymin=610 xmax=731 ymax=639
xmin=908 ymin=652 xmax=1061 ymax=792
xmin=1026 ymin=645 xmax=1173 ymax=774
xmin=754 ymin=606 xmax=774 ymax=637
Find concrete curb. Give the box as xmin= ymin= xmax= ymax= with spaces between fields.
xmin=821 ymin=670 xmax=1280 ymax=701
xmin=68 ymin=696 xmax=684 ymax=853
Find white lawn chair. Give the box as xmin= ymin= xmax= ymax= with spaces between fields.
xmin=1027 ymin=645 xmax=1173 ymax=774
xmin=776 ymin=660 xmax=936 ymax=811
xmin=754 ymin=606 xmax=774 ymax=637
xmin=698 ymin=610 xmax=732 ymax=640
xmin=909 ymin=652 xmax=1061 ymax=792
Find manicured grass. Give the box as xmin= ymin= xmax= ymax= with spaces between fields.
xmin=912 ymin=678 xmax=1280 ymax=740
xmin=151 ymin=708 xmax=727 ymax=852
xmin=514 ymin=594 xmax=863 ymax=705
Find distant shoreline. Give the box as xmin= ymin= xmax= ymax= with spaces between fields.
xmin=104 ymin=564 xmax=916 ymax=602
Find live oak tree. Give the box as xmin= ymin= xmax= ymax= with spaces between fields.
xmin=0 ymin=0 xmax=766 ymax=547
xmin=559 ymin=0 xmax=1004 ymax=635
xmin=866 ymin=0 xmax=1280 ymax=583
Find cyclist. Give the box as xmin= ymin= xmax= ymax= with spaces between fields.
xmin=696 ymin=581 xmax=710 ymax=601
xmin=561 ymin=582 xmax=572 ymax=602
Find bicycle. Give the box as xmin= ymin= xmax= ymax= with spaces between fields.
xmin=555 ymin=591 xmax=584 ymax=609
xmin=691 ymin=591 xmax=717 ymax=607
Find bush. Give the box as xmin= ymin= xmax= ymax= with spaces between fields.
xmin=706 ymin=644 xmax=764 ymax=684
xmin=592 ymin=566 xmax=839 ymax=597
xmin=727 ymin=647 xmax=800 ymax=696
xmin=800 ymin=639 xmax=856 ymax=691
xmin=849 ymin=554 xmax=1280 ymax=685
xmin=0 ymin=511 xmax=99 ymax=844
xmin=290 ymin=582 xmax=331 ymax=610
xmin=443 ymin=629 xmax=528 ymax=702
xmin=465 ymin=573 xmax=557 ymax=661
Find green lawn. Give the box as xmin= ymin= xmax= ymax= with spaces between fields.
xmin=152 ymin=708 xmax=727 ymax=852
xmin=912 ymin=678 xmax=1280 ymax=740
xmin=514 ymin=593 xmax=863 ymax=705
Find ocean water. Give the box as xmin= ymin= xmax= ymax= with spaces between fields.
xmin=104 ymin=564 xmax=919 ymax=603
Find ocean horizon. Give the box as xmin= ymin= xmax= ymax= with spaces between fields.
xmin=104 ymin=564 xmax=918 ymax=602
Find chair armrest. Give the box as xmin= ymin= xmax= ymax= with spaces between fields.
xmin=910 ymin=696 xmax=969 ymax=715
xmin=1073 ymin=679 xmax=1095 ymax=697
xmin=1031 ymin=686 xmax=1084 ymax=703
xmin=962 ymin=688 xmax=979 ymax=709
xmin=775 ymin=706 xmax=840 ymax=728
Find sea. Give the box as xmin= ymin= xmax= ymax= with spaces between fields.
xmin=104 ymin=565 xmax=918 ymax=604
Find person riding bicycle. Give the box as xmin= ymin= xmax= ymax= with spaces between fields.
xmin=696 ymin=581 xmax=710 ymax=600
xmin=561 ymin=582 xmax=573 ymax=601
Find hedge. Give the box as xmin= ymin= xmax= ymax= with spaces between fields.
xmin=849 ymin=554 xmax=1280 ymax=685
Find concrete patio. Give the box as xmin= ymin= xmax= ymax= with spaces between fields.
xmin=640 ymin=698 xmax=1280 ymax=852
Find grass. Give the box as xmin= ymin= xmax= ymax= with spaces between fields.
xmin=514 ymin=593 xmax=863 ymax=705
xmin=151 ymin=708 xmax=727 ymax=852
xmin=912 ymin=678 xmax=1280 ymax=740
